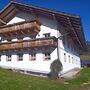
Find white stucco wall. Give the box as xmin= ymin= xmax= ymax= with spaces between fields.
xmin=58 ymin=38 xmax=81 ymax=74
xmin=0 ymin=49 xmax=58 ymax=73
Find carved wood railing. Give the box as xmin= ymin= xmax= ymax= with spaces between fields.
xmin=0 ymin=37 xmax=57 ymax=51
xmin=0 ymin=20 xmax=41 ymax=37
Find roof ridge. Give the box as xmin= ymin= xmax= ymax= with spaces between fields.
xmin=0 ymin=1 xmax=80 ymax=18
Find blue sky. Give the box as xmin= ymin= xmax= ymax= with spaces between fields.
xmin=0 ymin=0 xmax=90 ymax=41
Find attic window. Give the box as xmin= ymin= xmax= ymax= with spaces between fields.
xmin=43 ymin=33 xmax=50 ymax=38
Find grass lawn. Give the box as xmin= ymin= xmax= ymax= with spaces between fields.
xmin=0 ymin=68 xmax=90 ymax=90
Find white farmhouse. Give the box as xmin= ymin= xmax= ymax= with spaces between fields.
xmin=0 ymin=1 xmax=86 ymax=76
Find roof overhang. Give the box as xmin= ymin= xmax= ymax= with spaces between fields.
xmin=0 ymin=1 xmax=86 ymax=50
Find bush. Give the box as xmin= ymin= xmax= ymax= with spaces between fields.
xmin=49 ymin=59 xmax=62 ymax=79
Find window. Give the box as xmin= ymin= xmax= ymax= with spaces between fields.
xmin=72 ymin=57 xmax=74 ymax=64
xmin=7 ymin=39 xmax=11 ymax=41
xmin=0 ymin=55 xmax=1 ymax=61
xmin=44 ymin=53 xmax=51 ymax=60
xmin=17 ymin=54 xmax=23 ymax=61
xmin=68 ymin=55 xmax=70 ymax=63
xmin=29 ymin=54 xmax=36 ymax=61
xmin=6 ymin=55 xmax=11 ymax=61
xmin=17 ymin=37 xmax=23 ymax=40
xmin=43 ymin=33 xmax=50 ymax=38
xmin=64 ymin=53 xmax=66 ymax=62
xmin=76 ymin=59 xmax=78 ymax=65
xmin=73 ymin=58 xmax=75 ymax=64
xmin=31 ymin=37 xmax=36 ymax=39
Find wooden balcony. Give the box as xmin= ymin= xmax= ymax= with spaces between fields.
xmin=0 ymin=37 xmax=57 ymax=52
xmin=0 ymin=20 xmax=41 ymax=37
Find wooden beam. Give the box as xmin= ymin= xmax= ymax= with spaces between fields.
xmin=21 ymin=30 xmax=24 ymax=34
xmin=0 ymin=19 xmax=7 ymax=24
xmin=14 ymin=32 xmax=18 ymax=36
xmin=67 ymin=17 xmax=83 ymax=48
xmin=3 ymin=8 xmax=17 ymax=22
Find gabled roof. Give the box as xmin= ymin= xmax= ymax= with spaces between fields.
xmin=0 ymin=1 xmax=79 ymax=23
xmin=0 ymin=1 xmax=86 ymax=49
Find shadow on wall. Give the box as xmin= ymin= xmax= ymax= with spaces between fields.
xmin=48 ymin=59 xmax=62 ymax=79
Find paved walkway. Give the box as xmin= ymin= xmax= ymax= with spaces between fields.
xmin=60 ymin=68 xmax=80 ymax=79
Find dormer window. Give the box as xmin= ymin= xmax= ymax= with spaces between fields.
xmin=43 ymin=33 xmax=50 ymax=38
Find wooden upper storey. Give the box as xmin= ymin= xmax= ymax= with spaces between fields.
xmin=0 ymin=20 xmax=41 ymax=37
xmin=0 ymin=37 xmax=57 ymax=52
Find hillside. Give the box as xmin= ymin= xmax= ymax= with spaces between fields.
xmin=0 ymin=68 xmax=90 ymax=90
xmin=80 ymin=41 xmax=90 ymax=60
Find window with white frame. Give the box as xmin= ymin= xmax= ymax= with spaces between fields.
xmin=68 ymin=55 xmax=70 ymax=63
xmin=44 ymin=53 xmax=51 ymax=60
xmin=73 ymin=58 xmax=75 ymax=64
xmin=64 ymin=53 xmax=66 ymax=62
xmin=6 ymin=55 xmax=11 ymax=61
xmin=0 ymin=55 xmax=1 ymax=61
xmin=72 ymin=57 xmax=74 ymax=64
xmin=43 ymin=33 xmax=50 ymax=38
xmin=76 ymin=59 xmax=79 ymax=65
xmin=29 ymin=54 xmax=36 ymax=61
xmin=17 ymin=54 xmax=23 ymax=61
xmin=76 ymin=59 xmax=78 ymax=64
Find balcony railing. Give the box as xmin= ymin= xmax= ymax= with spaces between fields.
xmin=0 ymin=37 xmax=57 ymax=51
xmin=0 ymin=20 xmax=41 ymax=37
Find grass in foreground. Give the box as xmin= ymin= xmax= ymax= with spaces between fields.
xmin=0 ymin=68 xmax=90 ymax=90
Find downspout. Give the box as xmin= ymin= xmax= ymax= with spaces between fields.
xmin=52 ymin=14 xmax=60 ymax=61
xmin=52 ymin=14 xmax=62 ymax=77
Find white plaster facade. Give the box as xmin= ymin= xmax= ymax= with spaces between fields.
xmin=0 ymin=11 xmax=81 ymax=75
